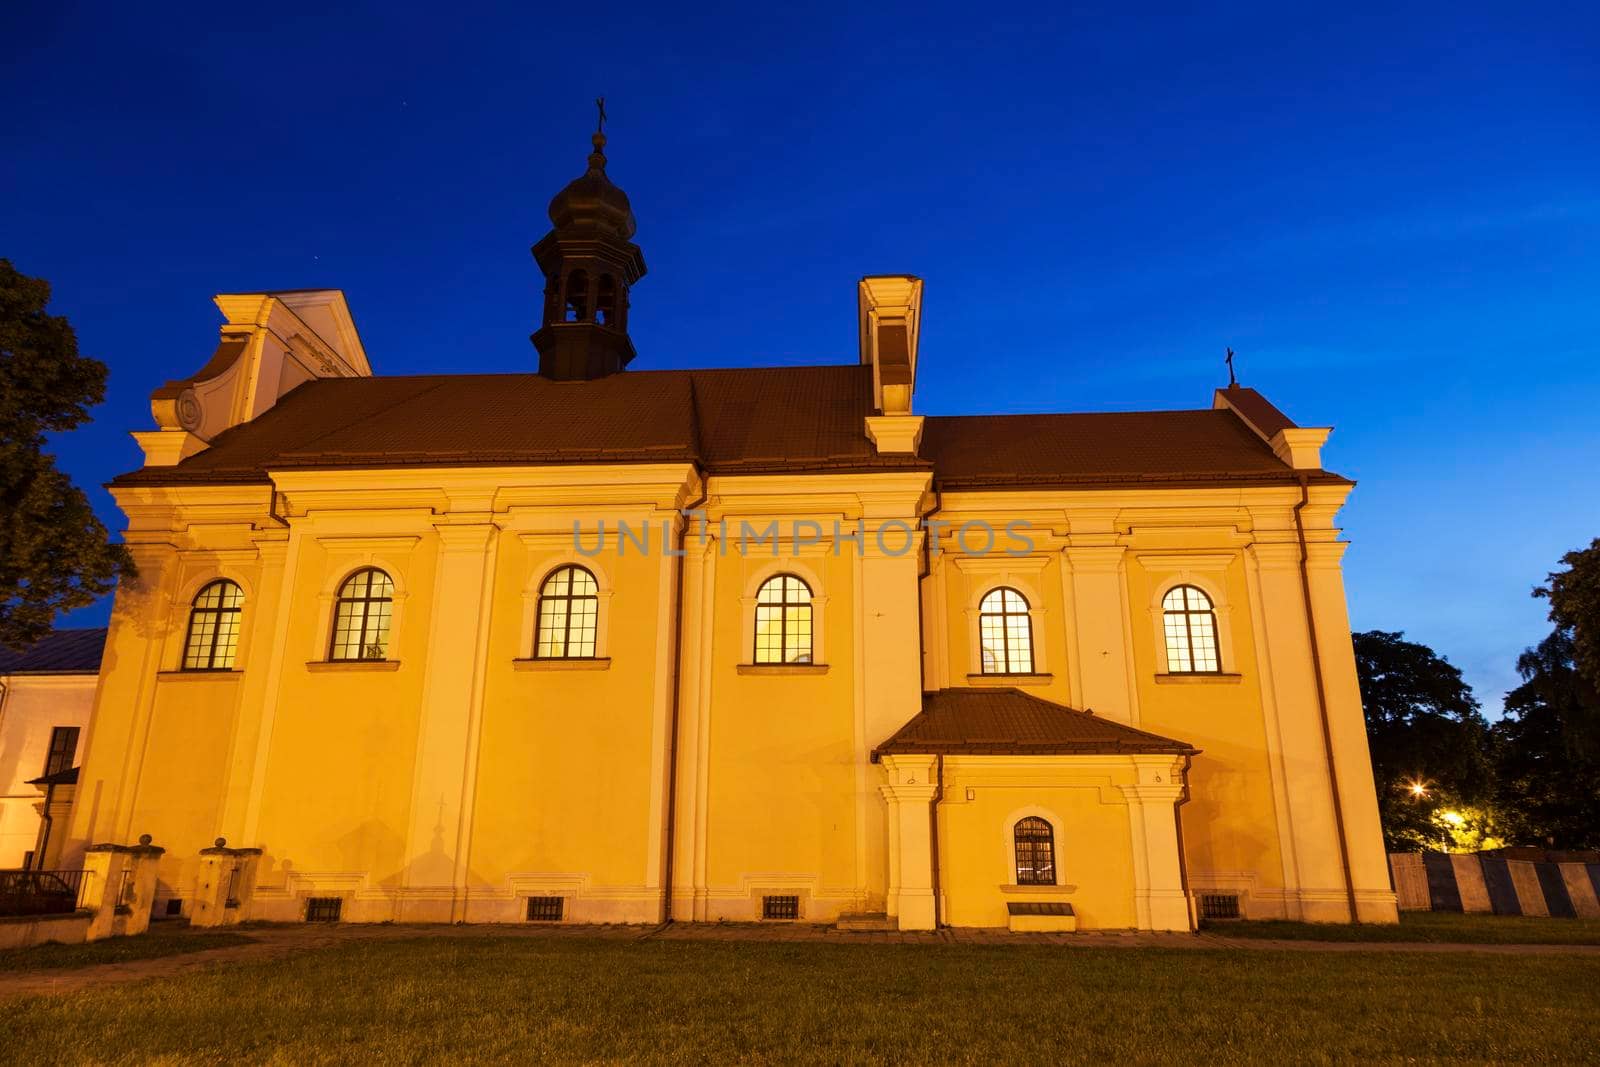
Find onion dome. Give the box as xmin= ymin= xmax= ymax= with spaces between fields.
xmin=546 ymin=132 xmax=636 ymax=240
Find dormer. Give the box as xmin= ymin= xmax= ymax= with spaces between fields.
xmin=134 ymin=289 xmax=370 ymax=467
xmin=859 ymin=275 xmax=925 ymax=454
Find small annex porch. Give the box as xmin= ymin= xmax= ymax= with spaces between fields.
xmin=874 ymin=688 xmax=1198 ymax=933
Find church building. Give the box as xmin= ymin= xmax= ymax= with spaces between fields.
xmin=61 ymin=123 xmax=1399 ymax=931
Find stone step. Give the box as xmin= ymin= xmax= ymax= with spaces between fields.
xmin=835 ymin=912 xmax=894 ymax=931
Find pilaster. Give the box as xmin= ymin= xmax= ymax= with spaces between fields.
xmin=878 ymin=754 xmax=937 ymax=930
xmin=400 ymin=522 xmax=499 ymax=921
xmin=1117 ymin=763 xmax=1189 ymax=931
xmin=1063 ymin=543 xmax=1136 ymax=723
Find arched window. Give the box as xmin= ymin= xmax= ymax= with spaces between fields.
xmin=564 ymin=269 xmax=590 ymax=321
xmin=754 ymin=574 xmax=812 ymax=664
xmin=595 ymin=274 xmax=617 ymax=325
xmin=183 ymin=579 xmax=243 ymax=670
xmin=330 ymin=568 xmax=394 ymax=661
xmin=1163 ymin=584 xmax=1220 ymax=672
xmin=535 ymin=566 xmax=600 ymax=658
xmin=1014 ymin=817 xmax=1056 ymax=885
xmin=978 ymin=587 xmax=1033 ymax=674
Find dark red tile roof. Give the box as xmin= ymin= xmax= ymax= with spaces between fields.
xmin=921 ymin=408 xmax=1341 ymax=491
xmin=0 ymin=628 xmax=107 ymax=674
xmin=874 ymin=688 xmax=1197 ymax=758
xmin=1215 ymin=385 xmax=1297 ymax=439
xmin=113 ymin=364 xmax=1343 ymax=490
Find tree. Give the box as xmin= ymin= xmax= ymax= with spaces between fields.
xmin=1535 ymin=538 xmax=1600 ymax=712
xmin=1492 ymin=624 xmax=1600 ymax=850
xmin=0 ymin=259 xmax=133 ymax=649
xmin=1352 ymin=630 xmax=1498 ymax=851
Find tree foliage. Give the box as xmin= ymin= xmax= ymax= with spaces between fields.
xmin=1535 ymin=538 xmax=1600 ymax=698
xmin=1491 ymin=621 xmax=1600 ymax=850
xmin=0 ymin=259 xmax=133 ymax=649
xmin=1353 ymin=630 xmax=1497 ymax=851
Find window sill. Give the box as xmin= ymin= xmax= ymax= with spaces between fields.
xmin=966 ymin=673 xmax=1053 ymax=687
xmin=512 ymin=657 xmax=612 ymax=671
xmin=306 ymin=660 xmax=400 ymax=673
xmin=157 ymin=670 xmax=242 ymax=682
xmin=999 ymin=883 xmax=1077 ymax=896
xmin=1154 ymin=672 xmax=1242 ymax=685
xmin=737 ymin=664 xmax=830 ymax=675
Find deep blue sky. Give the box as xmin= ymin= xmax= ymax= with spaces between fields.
xmin=3 ymin=3 xmax=1597 ymax=709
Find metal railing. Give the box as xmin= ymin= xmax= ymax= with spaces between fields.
xmin=0 ymin=869 xmax=93 ymax=917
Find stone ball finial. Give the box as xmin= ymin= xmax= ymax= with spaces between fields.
xmin=139 ymin=833 xmax=153 ymax=846
xmin=215 ymin=837 xmax=227 ymax=848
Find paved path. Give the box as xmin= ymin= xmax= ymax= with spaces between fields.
xmin=3 ymin=921 xmax=1596 ymax=1002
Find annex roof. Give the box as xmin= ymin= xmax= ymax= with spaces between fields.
xmin=873 ymin=687 xmax=1197 ymax=759
xmin=0 ymin=628 xmax=108 ymax=675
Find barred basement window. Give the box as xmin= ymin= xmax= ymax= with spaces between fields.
xmin=526 ymin=896 xmax=565 ymax=922
xmin=305 ymin=897 xmax=343 ymax=922
xmin=1013 ymin=816 xmax=1056 ymax=885
xmin=762 ymin=895 xmax=800 ymax=920
xmin=1199 ymin=893 xmax=1241 ymax=920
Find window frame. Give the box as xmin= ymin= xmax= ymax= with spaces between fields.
xmin=43 ymin=725 xmax=80 ymax=778
xmin=752 ymin=573 xmax=814 ymax=665
xmin=181 ymin=579 xmax=244 ymax=671
xmin=533 ymin=565 xmax=601 ymax=659
xmin=978 ymin=586 xmax=1035 ymax=675
xmin=1161 ymin=583 xmax=1221 ymax=673
xmin=328 ymin=568 xmax=396 ymax=662
xmin=1013 ymin=815 xmax=1057 ymax=886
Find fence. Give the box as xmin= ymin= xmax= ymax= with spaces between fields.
xmin=0 ymin=869 xmax=93 ymax=917
xmin=1388 ymin=849 xmax=1600 ymax=917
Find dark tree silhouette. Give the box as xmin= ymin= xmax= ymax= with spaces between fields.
xmin=0 ymin=259 xmax=133 ymax=649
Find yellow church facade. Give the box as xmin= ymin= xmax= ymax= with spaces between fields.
xmin=60 ymin=133 xmax=1397 ymax=932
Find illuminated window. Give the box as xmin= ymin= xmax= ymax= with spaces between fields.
xmin=329 ymin=568 xmax=394 ymax=661
xmin=978 ymin=587 xmax=1033 ymax=674
xmin=1014 ymin=817 xmax=1056 ymax=885
xmin=1163 ymin=584 xmax=1220 ymax=672
xmin=753 ymin=574 xmax=812 ymax=664
xmin=535 ymin=566 xmax=599 ymax=658
xmin=183 ymin=579 xmax=243 ymax=670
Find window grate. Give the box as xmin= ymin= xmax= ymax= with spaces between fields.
xmin=305 ymin=897 xmax=343 ymax=923
xmin=526 ymin=896 xmax=564 ymax=922
xmin=1199 ymin=893 xmax=1241 ymax=920
xmin=165 ymin=898 xmax=183 ymax=917
xmin=762 ymin=895 xmax=800 ymax=920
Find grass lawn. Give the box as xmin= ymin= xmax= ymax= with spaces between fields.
xmin=4 ymin=936 xmax=1597 ymax=1063
xmin=0 ymin=925 xmax=256 ymax=973
xmin=1207 ymin=911 xmax=1600 ymax=945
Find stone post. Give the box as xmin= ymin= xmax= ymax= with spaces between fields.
xmin=191 ymin=839 xmax=264 ymax=927
xmin=83 ymin=837 xmax=165 ymax=941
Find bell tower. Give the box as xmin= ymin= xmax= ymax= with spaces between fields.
xmin=531 ymin=101 xmax=647 ymax=380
